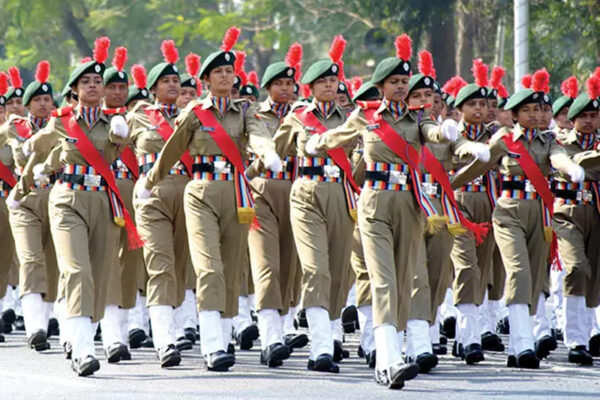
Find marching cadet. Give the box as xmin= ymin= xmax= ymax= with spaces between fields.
xmin=2 ymin=61 xmax=58 ymax=353
xmin=100 ymin=46 xmax=142 ymax=363
xmin=128 ymin=40 xmax=191 ymax=366
xmin=553 ymin=76 xmax=578 ymax=131
xmin=336 ymin=80 xmax=354 ymax=113
xmin=555 ymin=75 xmax=600 ymax=365
xmin=495 ymin=83 xmax=514 ymax=129
xmin=451 ymin=68 xmax=585 ymax=369
xmin=307 ymin=34 xmax=460 ymax=388
xmin=273 ymin=35 xmax=358 ymax=374
xmin=138 ymin=26 xmax=279 ymax=372
xmin=19 ymin=37 xmax=142 ymax=376
xmin=243 ymin=42 xmax=308 ymax=367
xmin=240 ymin=71 xmax=259 ymax=102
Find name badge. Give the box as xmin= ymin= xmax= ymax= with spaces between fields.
xmin=366 ymin=124 xmax=380 ymax=130
xmin=66 ymin=137 xmax=78 ymax=144
xmin=389 ymin=171 xmax=407 ymax=185
xmin=507 ymin=151 xmax=520 ymax=159
xmin=200 ymin=126 xmax=215 ymax=132
xmin=524 ymin=179 xmax=534 ymax=193
xmin=83 ymin=174 xmax=102 ymax=187
xmin=304 ymin=126 xmax=316 ymax=132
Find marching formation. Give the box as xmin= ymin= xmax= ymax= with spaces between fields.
xmin=0 ymin=26 xmax=599 ymax=390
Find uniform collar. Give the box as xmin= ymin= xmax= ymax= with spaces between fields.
xmin=305 ymin=99 xmax=342 ymax=119
xmin=512 ymin=123 xmax=545 ymax=143
xmin=459 ymin=120 xmax=485 ymax=140
xmin=376 ymin=98 xmax=412 ymax=122
xmin=74 ymin=104 xmax=107 ymax=127
xmin=199 ymin=92 xmax=240 ymax=113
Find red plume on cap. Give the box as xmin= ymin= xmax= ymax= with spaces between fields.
xmin=471 ymin=59 xmax=489 ymax=88
xmin=131 ymin=64 xmax=147 ymax=89
xmin=497 ymin=83 xmax=508 ymax=98
xmin=248 ymin=71 xmax=259 ymax=87
xmin=285 ymin=42 xmax=303 ymax=69
xmin=239 ymin=70 xmax=248 ymax=87
xmin=418 ymin=50 xmax=436 ymax=79
xmin=442 ymin=76 xmax=468 ymax=99
xmin=234 ymin=51 xmax=246 ymax=76
xmin=185 ymin=53 xmax=201 ymax=77
xmin=328 ymin=35 xmax=347 ymax=65
xmin=560 ymin=76 xmax=578 ymax=99
xmin=35 ymin=61 xmax=50 ymax=84
xmin=112 ymin=47 xmax=127 ymax=72
xmin=301 ymin=83 xmax=311 ymax=99
xmin=490 ymin=66 xmax=505 ymax=89
xmin=221 ymin=26 xmax=241 ymax=52
xmin=8 ymin=67 xmax=22 ymax=89
xmin=80 ymin=57 xmax=92 ymax=64
xmin=586 ymin=75 xmax=600 ymax=100
xmin=532 ymin=68 xmax=550 ymax=94
xmin=593 ymin=66 xmax=600 ymax=81
xmin=395 ymin=34 xmax=412 ymax=62
xmin=0 ymin=72 xmax=8 ymax=96
xmin=93 ymin=36 xmax=111 ymax=65
xmin=161 ymin=40 xmax=179 ymax=65
xmin=521 ymin=74 xmax=532 ymax=89
xmin=351 ymin=76 xmax=363 ymax=93
xmin=338 ymin=60 xmax=347 ymax=82
xmin=344 ymin=79 xmax=354 ymax=98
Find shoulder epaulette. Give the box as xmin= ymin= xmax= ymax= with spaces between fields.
xmin=408 ymin=103 xmax=431 ymax=111
xmin=356 ymin=100 xmax=381 ymax=110
xmin=103 ymin=107 xmax=127 ymax=115
xmin=51 ymin=106 xmax=74 ymax=118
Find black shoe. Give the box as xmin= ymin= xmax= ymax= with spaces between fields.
xmin=71 ymin=355 xmax=100 ymax=377
xmin=441 ymin=316 xmax=456 ymax=339
xmin=516 ymin=349 xmax=540 ymax=369
xmin=366 ymin=350 xmax=376 ymax=368
xmin=439 ymin=335 xmax=448 ymax=345
xmin=432 ymin=343 xmax=447 ymax=355
xmin=1 ymin=309 xmax=15 ymax=333
xmin=47 ymin=318 xmax=59 ymax=338
xmin=205 ymin=350 xmax=235 ymax=371
xmin=260 ymin=343 xmax=291 ymax=367
xmin=184 ymin=327 xmax=197 ymax=344
xmin=157 ymin=344 xmax=181 ymax=367
xmin=284 ymin=333 xmax=308 ymax=351
xmin=236 ymin=325 xmax=259 ymax=350
xmin=333 ymin=340 xmax=348 ymax=362
xmin=0 ymin=333 xmax=4 ymax=343
xmin=357 ymin=345 xmax=365 ymax=358
xmin=28 ymin=330 xmax=50 ymax=352
xmin=452 ymin=341 xmax=464 ymax=358
xmin=535 ymin=335 xmax=557 ymax=359
xmin=552 ymin=328 xmax=564 ymax=342
xmin=589 ymin=334 xmax=600 ymax=357
xmin=481 ymin=331 xmax=505 ymax=352
xmin=568 ymin=346 xmax=593 ymax=365
xmin=251 ymin=310 xmax=258 ymax=324
xmin=464 ymin=343 xmax=485 ymax=365
xmin=94 ymin=325 xmax=102 ymax=342
xmin=413 ymin=352 xmax=438 ymax=373
xmin=296 ymin=309 xmax=308 ymax=328
xmin=63 ymin=341 xmax=73 ymax=359
xmin=497 ymin=316 xmax=510 ymax=335
xmin=506 ymin=355 xmax=518 ymax=368
xmin=307 ymin=354 xmax=339 ymax=373
xmin=128 ymin=328 xmax=146 ymax=349
xmin=175 ymin=337 xmax=193 ymax=351
xmin=14 ymin=315 xmax=25 ymax=331
xmin=227 ymin=343 xmax=235 ymax=355
xmin=119 ymin=344 xmax=132 ymax=361
xmin=141 ymin=336 xmax=154 ymax=348
xmin=105 ymin=343 xmax=124 ymax=363
xmin=386 ymin=362 xmax=420 ymax=390
xmin=341 ymin=305 xmax=358 ymax=334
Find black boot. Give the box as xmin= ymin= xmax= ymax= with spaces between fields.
xmin=568 ymin=346 xmax=593 ymax=366
xmin=588 ymin=334 xmax=600 ymax=357
xmin=413 ymin=352 xmax=438 ymax=373
xmin=71 ymin=355 xmax=100 ymax=377
xmin=307 ymin=354 xmax=339 ymax=373
xmin=47 ymin=318 xmax=59 ymax=338
xmin=105 ymin=343 xmax=124 ymax=363
xmin=157 ymin=344 xmax=181 ymax=368
xmin=496 ymin=316 xmax=510 ymax=334
xmin=260 ymin=343 xmax=291 ymax=367
xmin=14 ymin=315 xmax=25 ymax=331
xmin=184 ymin=327 xmax=198 ymax=344
xmin=341 ymin=305 xmax=358 ymax=334
xmin=28 ymin=330 xmax=51 ymax=352
xmin=376 ymin=362 xmax=419 ymax=390
xmin=283 ymin=333 xmax=308 ymax=351
xmin=481 ymin=331 xmax=505 ymax=352
xmin=432 ymin=343 xmax=447 ymax=355
xmin=535 ymin=335 xmax=557 ymax=359
xmin=365 ymin=350 xmax=376 ymax=368
xmin=295 ymin=309 xmax=308 ymax=328
xmin=441 ymin=316 xmax=456 ymax=339
xmin=236 ymin=325 xmax=259 ymax=350
xmin=205 ymin=350 xmax=235 ymax=371
xmin=464 ymin=343 xmax=485 ymax=365
xmin=333 ymin=340 xmax=348 ymax=362
xmin=128 ymin=328 xmax=147 ymax=349
xmin=175 ymin=337 xmax=193 ymax=351
xmin=516 ymin=349 xmax=540 ymax=369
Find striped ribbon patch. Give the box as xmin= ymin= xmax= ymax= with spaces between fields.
xmin=137 ymin=152 xmax=188 ymax=177
xmin=501 ymin=175 xmax=539 ymax=200
xmin=192 ymin=155 xmax=233 ymax=181
xmin=298 ymin=157 xmax=341 ymax=182
xmin=260 ymin=156 xmax=296 ymax=180
xmin=364 ymin=162 xmax=411 ymax=191
xmin=59 ymin=164 xmax=106 ymax=192
xmin=554 ymin=181 xmax=595 ymax=206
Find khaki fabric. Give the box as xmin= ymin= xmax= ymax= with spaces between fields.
xmin=0 ymin=198 xmax=17 ymax=298
xmin=350 ymin=224 xmax=371 ymax=307
xmin=488 ymin=245 xmax=506 ymax=301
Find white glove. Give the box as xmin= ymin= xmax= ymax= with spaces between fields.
xmin=32 ymin=164 xmax=47 ymax=181
xmin=6 ymin=189 xmax=22 ymax=210
xmin=22 ymin=140 xmax=32 ymax=156
xmin=305 ymin=134 xmax=320 ymax=156
xmin=441 ymin=119 xmax=458 ymax=142
xmin=110 ymin=115 xmax=129 ymax=139
xmin=136 ymin=178 xmax=152 ymax=200
xmin=263 ymin=151 xmax=282 ymax=174
xmin=568 ymin=164 xmax=585 ymax=183
xmin=471 ymin=143 xmax=490 ymax=163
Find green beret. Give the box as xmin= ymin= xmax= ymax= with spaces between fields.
xmin=199 ymin=50 xmax=235 ymax=79
xmin=503 ymin=89 xmax=540 ymax=110
xmin=541 ymin=93 xmax=552 ymax=106
xmin=300 ymin=60 xmax=339 ymax=84
xmin=441 ymin=92 xmax=455 ymax=108
xmin=261 ymin=62 xmax=295 ymax=88
xmin=337 ymin=81 xmax=349 ymax=95
xmin=5 ymin=86 xmax=24 ymax=102
xmin=67 ymin=61 xmax=105 ymax=88
xmin=371 ymin=57 xmax=411 ymax=84
xmin=23 ymin=81 xmax=53 ymax=106
xmin=233 ymin=75 xmax=242 ymax=90
xmin=408 ymin=73 xmax=435 ymax=94
xmin=103 ymin=67 xmax=129 ymax=86
xmin=455 ymin=84 xmax=488 ymax=107
xmin=497 ymin=96 xmax=508 ymax=109
xmin=293 ymin=83 xmax=299 ymax=95
xmin=180 ymin=73 xmax=197 ymax=89
xmin=352 ymin=81 xmax=380 ymax=102
xmin=147 ymin=62 xmax=179 ymax=90
xmin=552 ymin=96 xmax=573 ymax=116
xmin=486 ymin=87 xmax=498 ymax=99
xmin=241 ymin=84 xmax=259 ymax=99
xmin=433 ymin=81 xmax=442 ymax=95
xmin=567 ymin=93 xmax=600 ymax=120
xmin=126 ymin=85 xmax=150 ymax=106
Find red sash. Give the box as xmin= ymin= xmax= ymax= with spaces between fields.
xmin=0 ymin=163 xmax=16 ymax=187
xmin=144 ymin=108 xmax=193 ymax=175
xmin=192 ymin=106 xmax=256 ymax=224
xmin=14 ymin=119 xmax=32 ymax=140
xmin=119 ymin=147 xmax=140 ymax=180
xmin=363 ymin=107 xmax=490 ymax=243
xmin=58 ymin=111 xmax=143 ymax=249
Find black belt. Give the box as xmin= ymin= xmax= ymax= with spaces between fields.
xmin=365 ymin=170 xmax=412 ymax=183
xmin=1 ymin=181 xmax=11 ymax=191
xmin=191 ymin=162 xmax=232 ymax=174
xmin=501 ymin=181 xmax=527 ymax=191
xmin=58 ymin=173 xmax=107 ymax=187
xmin=298 ymin=165 xmax=344 ymax=177
xmin=554 ymin=189 xmax=578 ymax=201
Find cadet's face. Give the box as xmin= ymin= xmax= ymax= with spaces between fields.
xmin=555 ymin=107 xmax=573 ymax=130
xmin=104 ymin=81 xmax=128 ymax=108
xmin=206 ymin=65 xmax=235 ymax=98
xmin=460 ymin=98 xmax=488 ymax=125
xmin=379 ymin=74 xmax=409 ymax=103
xmin=485 ymin=98 xmax=498 ymax=124
xmin=0 ymin=106 xmax=5 ymax=124
xmin=311 ymin=75 xmax=338 ymax=103
xmin=153 ymin=74 xmax=181 ymax=105
xmin=407 ymin=88 xmax=434 ymax=108
xmin=177 ymin=86 xmax=197 ymax=109
xmin=574 ymin=111 xmax=598 ymax=134
xmin=451 ymin=107 xmax=461 ymax=122
xmin=539 ymin=103 xmax=553 ymax=129
xmin=268 ymin=78 xmax=294 ymax=104
xmin=335 ymin=93 xmax=351 ymax=109
xmin=27 ymin=94 xmax=53 ymax=119
xmin=514 ymin=103 xmax=541 ymax=129
xmin=431 ymin=93 xmax=443 ymax=118
xmin=6 ymin=97 xmax=25 ymax=117
xmin=74 ymin=73 xmax=104 ymax=107
xmin=230 ymin=87 xmax=240 ymax=99
xmin=497 ymin=109 xmax=514 ymax=128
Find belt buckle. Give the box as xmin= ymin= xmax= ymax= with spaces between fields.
xmin=83 ymin=174 xmax=102 ymax=187
xmin=323 ymin=165 xmax=340 ymax=179
xmin=524 ymin=179 xmax=534 ymax=193
xmin=423 ymin=182 xmax=438 ymax=196
xmin=472 ymin=175 xmax=483 ymax=186
xmin=214 ymin=160 xmax=231 ymax=175
xmin=389 ymin=171 xmax=407 ymax=185
xmin=581 ymin=190 xmax=593 ymax=202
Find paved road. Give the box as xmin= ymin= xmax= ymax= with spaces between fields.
xmin=0 ymin=328 xmax=599 ymax=400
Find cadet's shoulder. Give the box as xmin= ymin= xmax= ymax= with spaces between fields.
xmin=50 ymin=105 xmax=74 ymax=118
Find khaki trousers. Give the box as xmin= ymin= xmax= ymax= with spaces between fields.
xmin=488 ymin=245 xmax=506 ymax=301
xmin=0 ymin=198 xmax=17 ymax=299
xmin=351 ymin=224 xmax=371 ymax=307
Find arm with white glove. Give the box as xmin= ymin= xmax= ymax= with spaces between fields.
xmin=567 ymin=164 xmax=585 ymax=183
xmin=109 ymin=115 xmax=130 ymax=143
xmin=136 ymin=177 xmax=152 ymax=200
xmin=263 ymin=151 xmax=282 ymax=173
xmin=441 ymin=119 xmax=458 ymax=142
xmin=5 ymin=188 xmax=23 ymax=210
